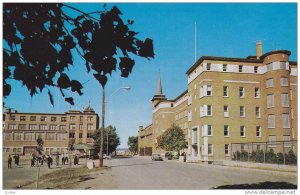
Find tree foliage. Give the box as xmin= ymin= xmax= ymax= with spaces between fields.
xmin=3 ymin=3 xmax=154 ymax=105
xmin=127 ymin=136 xmax=138 ymax=154
xmin=36 ymin=135 xmax=44 ymax=155
xmin=158 ymin=124 xmax=187 ymax=153
xmin=93 ymin=125 xmax=120 ymax=155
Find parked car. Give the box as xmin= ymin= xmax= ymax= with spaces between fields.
xmin=103 ymin=154 xmax=111 ymax=159
xmin=151 ymin=153 xmax=163 ymax=161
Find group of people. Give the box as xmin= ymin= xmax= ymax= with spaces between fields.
xmin=7 ymin=153 xmax=81 ymax=169
xmin=7 ymin=154 xmax=20 ymax=169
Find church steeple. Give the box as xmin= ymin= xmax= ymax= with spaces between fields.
xmin=152 ymin=72 xmax=167 ymax=107
xmin=156 ymin=73 xmax=163 ymax=95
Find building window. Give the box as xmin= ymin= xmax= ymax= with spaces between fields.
xmin=281 ymin=93 xmax=289 ymax=107
xmin=69 ymin=133 xmax=75 ymax=138
xmin=207 ymin=105 xmax=212 ymax=116
xmin=208 ymin=144 xmax=213 ymax=155
xmin=49 ymin=125 xmax=57 ymax=130
xmin=241 ymin=144 xmax=245 ymax=151
xmin=57 ymin=133 xmax=66 ymax=141
xmin=87 ymin=116 xmax=93 ymax=121
xmin=280 ymin=77 xmax=288 ymax=86
xmin=207 ymin=85 xmax=212 ymax=96
xmin=280 ymin=62 xmax=286 ymax=70
xmin=225 ymin=144 xmax=229 ymax=156
xmin=239 ymin=65 xmax=243 ymax=72
xmin=60 ymin=125 xmax=66 ymax=130
xmin=46 ymin=133 xmax=56 ymax=140
xmin=239 ymin=87 xmax=244 ymax=98
xmin=283 ymin=135 xmax=291 ymax=148
xmin=223 ymin=64 xmax=227 ymax=71
xmin=268 ymin=135 xmax=276 ymax=147
xmin=223 ymin=86 xmax=228 ymax=97
xmin=70 ymin=124 xmax=76 ymax=130
xmin=224 ymin=125 xmax=229 ymax=137
xmin=87 ymin=124 xmax=93 ymax=130
xmin=40 ymin=116 xmax=46 ymax=121
xmin=8 ymin=124 xmax=17 ymax=130
xmin=188 ymin=95 xmax=192 ymax=105
xmin=282 ymin=114 xmax=290 ymax=128
xmin=240 ymin=106 xmax=245 ymax=117
xmin=18 ymin=124 xmax=26 ymax=130
xmin=14 ymin=133 xmax=23 ymax=141
xmin=254 ymin=66 xmax=258 ymax=73
xmin=255 ymin=88 xmax=260 ymax=98
xmin=266 ymin=78 xmax=274 ymax=88
xmin=79 ymin=133 xmax=83 ymax=138
xmin=256 ymin=107 xmax=261 ymax=118
xmin=70 ymin=116 xmax=75 ymax=122
xmin=256 ymin=126 xmax=261 ymax=137
xmin=29 ymin=124 xmax=36 ymax=130
xmin=61 ymin=117 xmax=66 ymax=122
xmin=80 ymin=116 xmax=83 ymax=121
xmin=24 ymin=133 xmax=35 ymax=141
xmin=192 ymin=128 xmax=198 ymax=144
xmin=267 ymin=63 xmax=273 ymax=71
xmin=51 ymin=117 xmax=56 ymax=122
xmin=30 ymin=116 xmax=36 ymax=121
xmin=79 ymin=124 xmax=83 ymax=130
xmin=240 ymin=126 xmax=245 ymax=137
xmin=207 ymin=125 xmax=212 ymax=136
xmin=267 ymin=94 xmax=275 ymax=108
xmin=20 ymin=116 xmax=26 ymax=121
xmin=268 ymin=115 xmax=275 ymax=128
xmin=4 ymin=133 xmax=12 ymax=141
xmin=39 ymin=124 xmax=47 ymax=130
xmin=207 ymin=63 xmax=211 ymax=71
xmin=9 ymin=115 xmax=16 ymax=121
xmin=224 ymin=105 xmax=229 ymax=117
xmin=87 ymin=133 xmax=93 ymax=138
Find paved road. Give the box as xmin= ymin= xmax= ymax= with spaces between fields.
xmin=3 ymin=156 xmax=297 ymax=189
xmin=78 ymin=156 xmax=297 ymax=190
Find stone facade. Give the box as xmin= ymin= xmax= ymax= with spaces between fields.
xmin=3 ymin=106 xmax=99 ymax=156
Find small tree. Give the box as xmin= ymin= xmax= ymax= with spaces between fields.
xmin=93 ymin=125 xmax=120 ymax=155
xmin=158 ymin=124 xmax=187 ymax=155
xmin=127 ymin=136 xmax=138 ymax=155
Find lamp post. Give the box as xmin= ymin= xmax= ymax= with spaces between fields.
xmin=99 ymin=86 xmax=130 ymax=167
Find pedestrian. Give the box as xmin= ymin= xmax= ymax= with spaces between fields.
xmin=74 ymin=155 xmax=78 ymax=165
xmin=46 ymin=155 xmax=51 ymax=169
xmin=13 ymin=154 xmax=18 ymax=165
xmin=65 ymin=155 xmax=69 ymax=164
xmin=8 ymin=155 xmax=12 ymax=169
xmin=31 ymin=156 xmax=35 ymax=167
xmin=16 ymin=154 xmax=20 ymax=166
xmin=183 ymin=152 xmax=186 ymax=162
xmin=50 ymin=155 xmax=53 ymax=165
xmin=62 ymin=155 xmax=65 ymax=165
xmin=56 ymin=154 xmax=59 ymax=166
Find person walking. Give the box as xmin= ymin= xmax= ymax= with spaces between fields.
xmin=65 ymin=155 xmax=68 ymax=164
xmin=47 ymin=155 xmax=51 ymax=169
xmin=62 ymin=155 xmax=65 ymax=165
xmin=16 ymin=154 xmax=20 ymax=166
xmin=8 ymin=155 xmax=12 ymax=169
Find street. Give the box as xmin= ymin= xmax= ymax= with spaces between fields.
xmin=3 ymin=156 xmax=297 ymax=189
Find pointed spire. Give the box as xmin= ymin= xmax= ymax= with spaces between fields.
xmin=156 ymin=72 xmax=163 ymax=95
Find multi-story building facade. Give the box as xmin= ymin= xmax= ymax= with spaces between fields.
xmin=138 ymin=42 xmax=297 ymax=162
xmin=3 ymin=106 xmax=99 ymax=155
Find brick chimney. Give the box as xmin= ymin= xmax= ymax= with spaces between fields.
xmin=139 ymin=126 xmax=144 ymax=131
xmin=256 ymin=41 xmax=262 ymax=59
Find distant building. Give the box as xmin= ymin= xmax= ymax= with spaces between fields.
xmin=3 ymin=106 xmax=99 ymax=155
xmin=138 ymin=42 xmax=297 ymax=162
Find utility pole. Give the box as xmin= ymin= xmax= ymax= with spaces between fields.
xmin=99 ymin=86 xmax=105 ymax=167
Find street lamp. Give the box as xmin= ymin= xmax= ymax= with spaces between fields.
xmin=106 ymin=86 xmax=131 ymax=157
xmin=99 ymin=86 xmax=130 ymax=166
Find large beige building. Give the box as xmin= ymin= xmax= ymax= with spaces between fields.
xmin=3 ymin=106 xmax=99 ymax=155
xmin=138 ymin=42 xmax=297 ymax=162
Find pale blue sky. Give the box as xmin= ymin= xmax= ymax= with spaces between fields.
xmin=4 ymin=3 xmax=297 ymax=148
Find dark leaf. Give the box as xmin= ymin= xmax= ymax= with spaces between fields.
xmin=48 ymin=89 xmax=54 ymax=106
xmin=57 ymin=73 xmax=71 ymax=89
xmin=65 ymin=97 xmax=74 ymax=105
xmin=93 ymin=73 xmax=107 ymax=87
xmin=119 ymin=57 xmax=135 ymax=78
xmin=70 ymin=80 xmax=83 ymax=95
xmin=3 ymin=83 xmax=11 ymax=98
xmin=138 ymin=38 xmax=154 ymax=58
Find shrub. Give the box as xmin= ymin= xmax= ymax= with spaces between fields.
xmin=285 ymin=150 xmax=297 ymax=165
